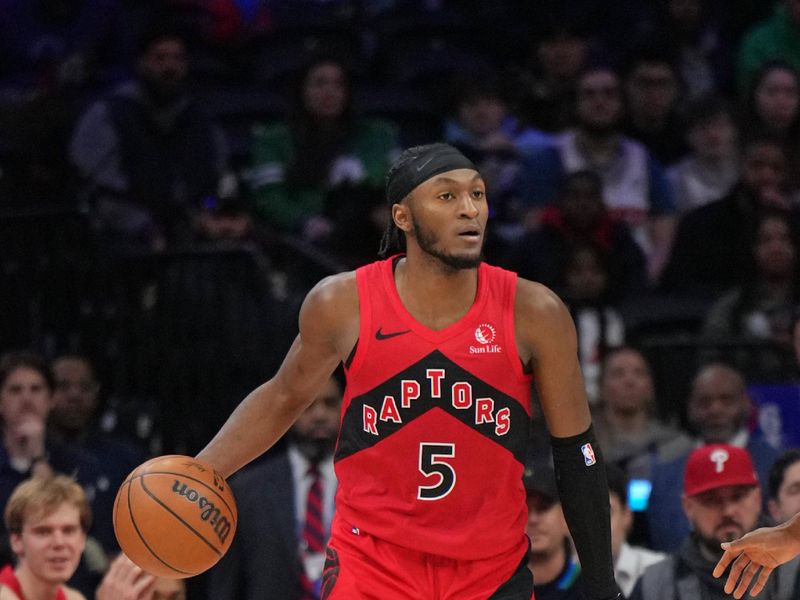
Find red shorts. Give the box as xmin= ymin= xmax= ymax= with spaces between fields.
xmin=321 ymin=515 xmax=532 ymax=600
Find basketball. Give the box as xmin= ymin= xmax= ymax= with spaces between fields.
xmin=113 ymin=455 xmax=238 ymax=578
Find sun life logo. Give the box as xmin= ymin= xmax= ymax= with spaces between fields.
xmin=469 ymin=323 xmax=502 ymax=354
xmin=475 ymin=324 xmax=496 ymax=345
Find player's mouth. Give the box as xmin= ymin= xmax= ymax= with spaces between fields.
xmin=457 ymin=228 xmax=482 ymax=242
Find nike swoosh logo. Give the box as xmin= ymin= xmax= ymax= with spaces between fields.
xmin=375 ymin=327 xmax=411 ymax=341
xmin=416 ymin=157 xmax=434 ymax=171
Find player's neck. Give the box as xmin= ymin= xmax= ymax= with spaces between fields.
xmin=394 ymin=255 xmax=478 ymax=330
xmin=15 ymin=564 xmax=61 ymax=600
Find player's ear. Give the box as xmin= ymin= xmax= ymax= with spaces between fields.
xmin=392 ymin=202 xmax=412 ymax=233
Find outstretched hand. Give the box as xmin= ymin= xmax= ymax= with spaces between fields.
xmin=713 ymin=526 xmax=800 ymax=598
xmin=96 ymin=554 xmax=156 ymax=600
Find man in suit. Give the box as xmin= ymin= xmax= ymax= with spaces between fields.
xmin=206 ymin=375 xmax=341 ymax=600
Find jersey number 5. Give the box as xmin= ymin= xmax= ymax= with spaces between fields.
xmin=418 ymin=443 xmax=456 ymax=501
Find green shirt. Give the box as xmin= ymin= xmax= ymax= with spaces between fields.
xmin=737 ymin=6 xmax=800 ymax=93
xmin=249 ymin=118 xmax=399 ymax=231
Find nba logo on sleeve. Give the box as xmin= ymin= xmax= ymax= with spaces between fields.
xmin=580 ymin=443 xmax=596 ymax=466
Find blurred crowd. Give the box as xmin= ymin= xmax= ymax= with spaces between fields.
xmin=3 ymin=0 xmax=800 ymax=598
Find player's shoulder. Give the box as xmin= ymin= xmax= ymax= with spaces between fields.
xmin=513 ymin=277 xmax=576 ymax=354
xmin=300 ymin=270 xmax=359 ymax=325
xmin=514 ymin=277 xmax=568 ymax=320
xmin=299 ymin=270 xmax=360 ymax=352
xmin=305 ymin=270 xmax=358 ymax=305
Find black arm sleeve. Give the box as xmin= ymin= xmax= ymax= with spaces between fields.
xmin=551 ymin=424 xmax=620 ymax=600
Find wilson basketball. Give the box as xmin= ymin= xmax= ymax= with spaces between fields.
xmin=113 ymin=455 xmax=238 ymax=578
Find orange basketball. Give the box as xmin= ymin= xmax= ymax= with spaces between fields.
xmin=113 ymin=455 xmax=238 ymax=578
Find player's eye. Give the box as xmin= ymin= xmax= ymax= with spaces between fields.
xmin=438 ymin=192 xmax=454 ymax=201
xmin=472 ymin=189 xmax=485 ymax=200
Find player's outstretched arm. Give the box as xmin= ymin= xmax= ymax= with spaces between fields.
xmin=516 ymin=280 xmax=621 ymax=600
xmin=713 ymin=513 xmax=800 ymax=598
xmin=196 ymin=273 xmax=357 ymax=478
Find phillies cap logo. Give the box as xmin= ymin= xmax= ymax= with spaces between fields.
xmin=581 ymin=443 xmax=596 ymax=466
xmin=710 ymin=448 xmax=729 ymax=473
xmin=475 ymin=323 xmax=496 ymax=345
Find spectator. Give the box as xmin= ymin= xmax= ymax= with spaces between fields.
xmin=524 ymin=462 xmax=584 ymax=600
xmin=622 ymin=47 xmax=687 ymax=166
xmin=444 ymin=71 xmax=551 ymax=253
xmin=561 ymin=245 xmax=626 ymax=404
xmin=0 ymin=0 xmax=132 ymax=207
xmin=606 ymin=463 xmax=666 ymax=597
xmin=0 ymin=475 xmax=91 ymax=600
xmin=0 ymin=351 xmax=132 ymax=595
xmin=648 ymin=0 xmax=733 ymax=99
xmin=247 ymin=54 xmax=399 ymax=241
xmin=512 ymin=14 xmax=591 ymax=134
xmin=207 ymin=375 xmax=341 ymax=600
xmin=743 ymin=60 xmax=800 ymax=141
xmin=166 ymin=0 xmax=273 ymax=47
xmin=191 ymin=195 xmax=255 ymax=244
xmin=667 ymin=95 xmax=739 ymax=213
xmin=522 ymin=66 xmax=677 ymax=282
xmin=50 ymin=355 xmax=147 ymax=561
xmin=643 ymin=363 xmax=781 ymax=552
xmin=768 ymin=449 xmax=800 ymax=526
xmin=69 ymin=23 xmax=232 ymax=251
xmin=631 ymin=444 xmax=796 ymax=600
xmin=703 ymin=210 xmax=800 ymax=353
xmin=742 ymin=60 xmax=800 ymax=194
xmin=505 ymin=170 xmax=647 ymax=304
xmin=593 ymin=347 xmax=681 ymax=475
xmin=660 ymin=135 xmax=800 ymax=299
xmin=0 ymin=351 xmax=58 ymax=531
xmin=0 ymin=0 xmax=132 ymax=94
xmin=737 ymin=0 xmax=800 ymax=94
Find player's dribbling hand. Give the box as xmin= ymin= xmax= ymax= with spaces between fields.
xmin=96 ymin=554 xmax=156 ymax=600
xmin=713 ymin=526 xmax=800 ymax=598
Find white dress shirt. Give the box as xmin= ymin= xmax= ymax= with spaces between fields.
xmin=615 ymin=542 xmax=667 ymax=597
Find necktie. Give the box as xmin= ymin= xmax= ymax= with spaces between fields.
xmin=304 ymin=464 xmax=325 ymax=552
xmin=300 ymin=464 xmax=324 ymax=599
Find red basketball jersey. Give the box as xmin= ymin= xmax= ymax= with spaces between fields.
xmin=0 ymin=565 xmax=67 ymax=600
xmin=335 ymin=257 xmax=533 ymax=560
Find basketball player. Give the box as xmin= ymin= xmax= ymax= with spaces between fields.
xmin=197 ymin=143 xmax=621 ymax=599
xmin=713 ymin=494 xmax=800 ymax=598
xmin=0 ymin=476 xmax=91 ymax=600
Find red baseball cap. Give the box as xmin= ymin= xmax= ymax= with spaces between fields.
xmin=683 ymin=444 xmax=759 ymax=497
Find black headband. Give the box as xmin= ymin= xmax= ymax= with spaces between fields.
xmin=386 ymin=144 xmax=476 ymax=205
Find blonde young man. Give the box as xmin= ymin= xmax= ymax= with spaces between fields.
xmin=0 ymin=476 xmax=90 ymax=600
